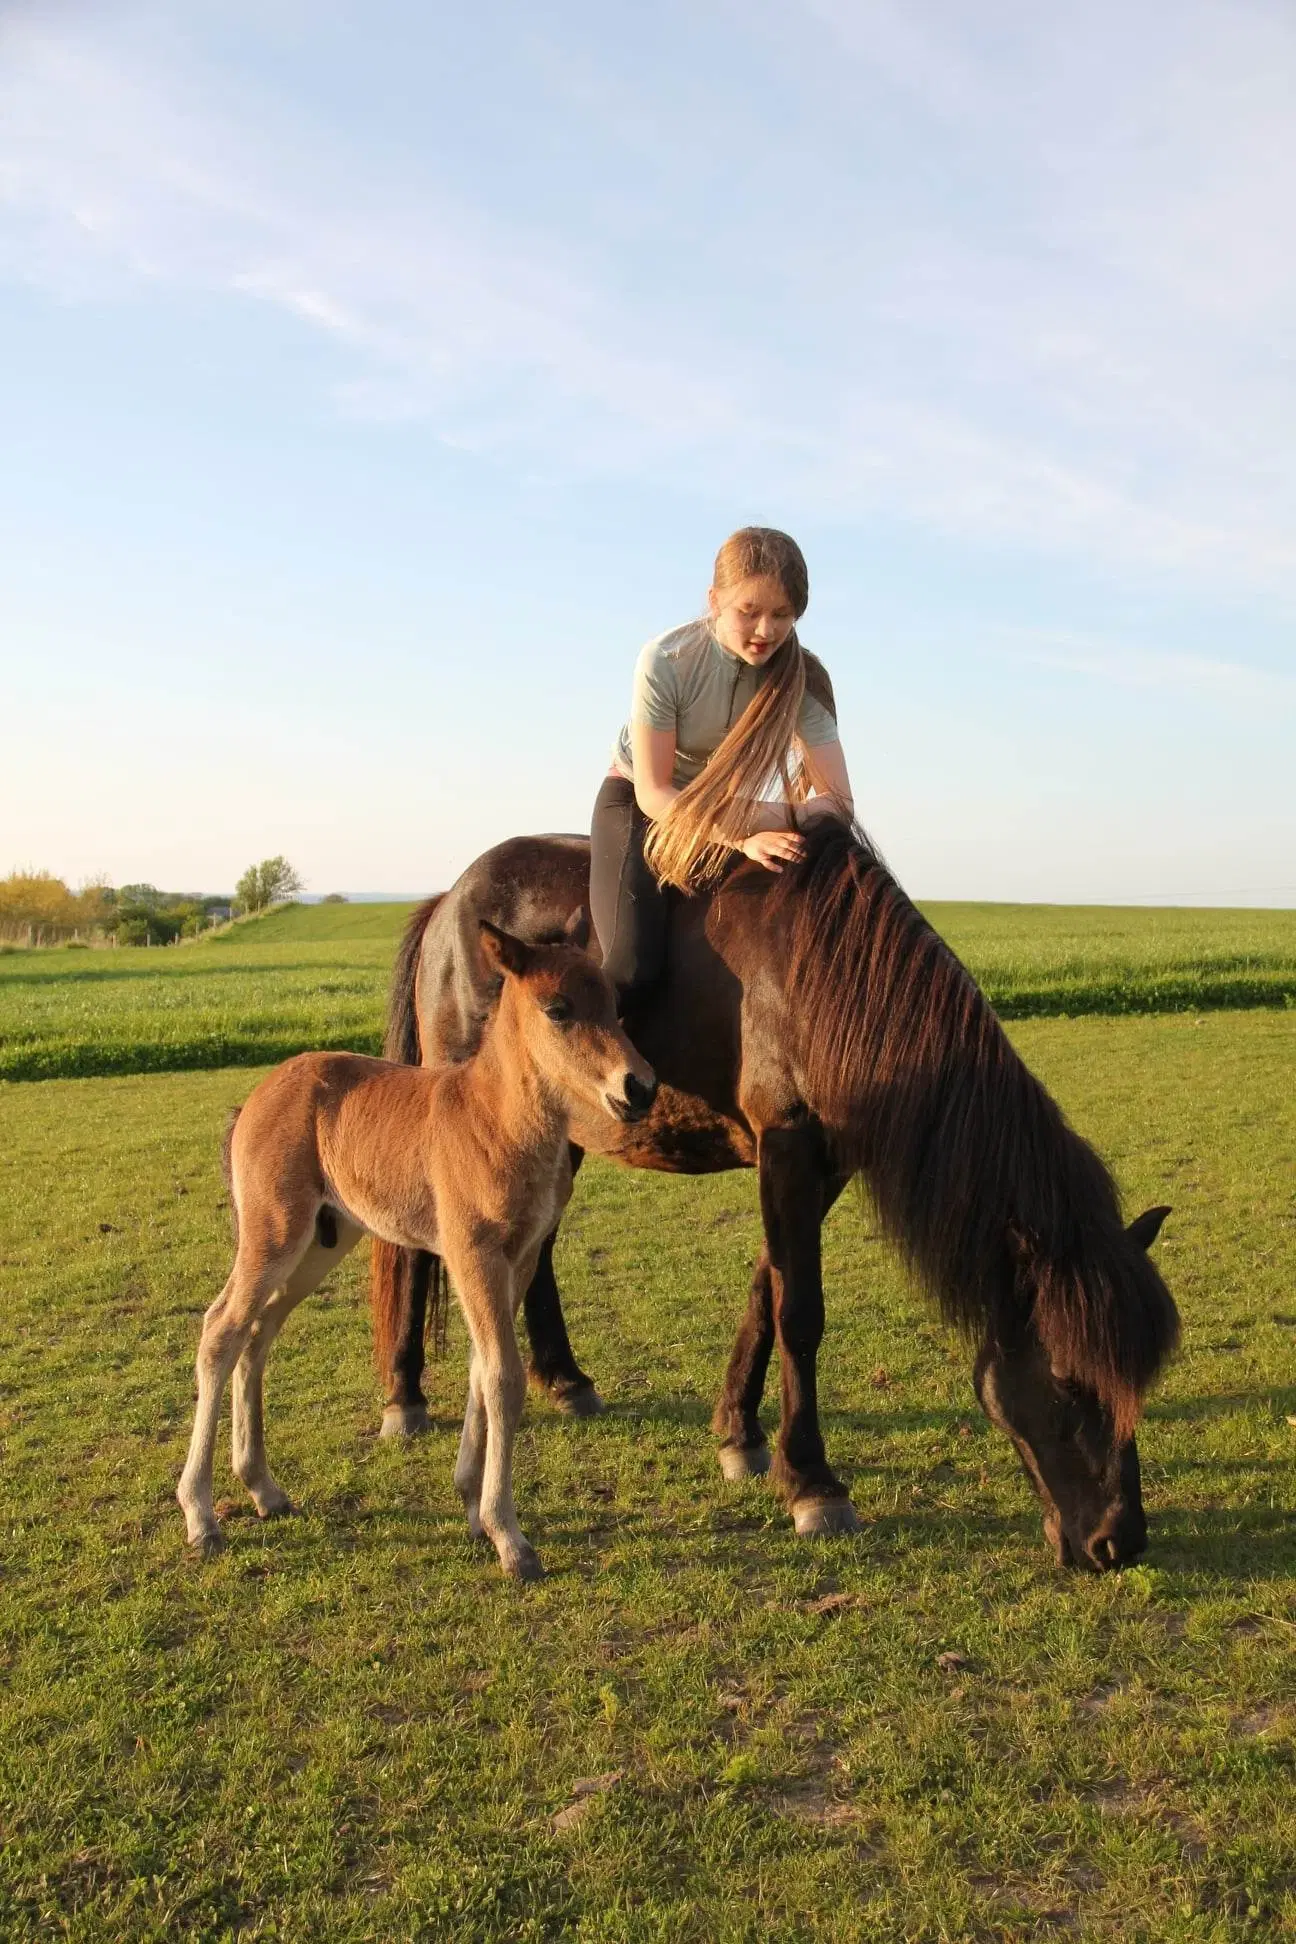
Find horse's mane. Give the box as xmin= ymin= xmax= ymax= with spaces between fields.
xmin=768 ymin=820 xmax=1179 ymax=1435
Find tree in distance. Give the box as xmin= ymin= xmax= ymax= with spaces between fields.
xmin=320 ymin=892 xmax=348 ymax=904
xmin=235 ymin=857 xmax=304 ymax=915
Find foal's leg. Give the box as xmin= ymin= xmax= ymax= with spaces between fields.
xmin=453 ymin=1350 xmax=489 ymax=1541
xmin=178 ymin=1262 xmax=282 ymax=1550
xmin=757 ymin=1128 xmax=860 ymax=1536
xmin=231 ymin=1222 xmax=363 ymax=1517
xmin=230 ymin=1301 xmax=296 ymax=1518
xmin=451 ymin=1249 xmax=539 ymax=1581
xmin=457 ymin=1218 xmax=552 ymax=1535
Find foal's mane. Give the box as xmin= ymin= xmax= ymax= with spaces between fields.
xmin=766 ymin=821 xmax=1179 ymax=1434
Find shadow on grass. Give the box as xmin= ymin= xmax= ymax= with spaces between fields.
xmin=174 ymin=1454 xmax=1296 ymax=1587
xmin=1147 ymin=1388 xmax=1296 ymax=1422
xmin=0 ymin=957 xmax=374 ymax=988
xmin=579 ymin=1386 xmax=1296 ymax=1443
xmin=2 ymin=1030 xmax=386 ymax=1083
xmin=595 ymin=1393 xmax=987 ymax=1440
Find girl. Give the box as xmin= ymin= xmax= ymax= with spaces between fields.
xmin=591 ymin=526 xmax=854 ymax=997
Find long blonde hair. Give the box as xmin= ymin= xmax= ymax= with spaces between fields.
xmin=644 ymin=528 xmax=819 ymax=891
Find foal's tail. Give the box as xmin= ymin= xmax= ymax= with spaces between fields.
xmin=371 ymin=894 xmax=446 ymax=1386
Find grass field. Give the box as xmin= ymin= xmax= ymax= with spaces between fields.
xmin=2 ymin=898 xmax=1295 ymax=1083
xmin=1 ymin=1009 xmax=1293 ymax=1941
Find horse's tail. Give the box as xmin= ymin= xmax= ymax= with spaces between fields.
xmin=383 ymin=892 xmax=445 ymax=1063
xmin=221 ymin=1106 xmax=241 ymax=1249
xmin=371 ymin=894 xmax=445 ymax=1386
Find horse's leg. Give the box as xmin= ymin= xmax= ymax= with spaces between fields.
xmin=758 ymin=1127 xmax=861 ymax=1537
xmin=712 ymin=1250 xmax=776 ymax=1478
xmin=713 ymin=1172 xmax=850 ymax=1483
xmin=374 ymin=1243 xmax=434 ymax=1438
xmin=451 ymin=1249 xmax=540 ymax=1581
xmin=522 ymin=1147 xmax=603 ymax=1416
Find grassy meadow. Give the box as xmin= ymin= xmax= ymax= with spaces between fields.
xmin=2 ymin=897 xmax=1294 ymax=1084
xmin=1 ymin=899 xmax=1294 ymax=1940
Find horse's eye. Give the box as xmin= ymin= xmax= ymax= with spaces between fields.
xmin=543 ymin=998 xmax=574 ymax=1024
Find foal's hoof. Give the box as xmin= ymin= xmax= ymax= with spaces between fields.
xmin=189 ymin=1529 xmax=225 ymax=1561
xmin=503 ymin=1544 xmax=545 ymax=1583
xmin=380 ymin=1402 xmax=431 ymax=1439
xmin=550 ymin=1382 xmax=604 ymax=1419
xmin=792 ymin=1497 xmax=862 ymax=1538
xmin=717 ymin=1442 xmax=772 ymax=1481
xmin=255 ymin=1493 xmax=294 ymax=1521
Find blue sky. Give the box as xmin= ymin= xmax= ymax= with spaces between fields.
xmin=2 ymin=0 xmax=1293 ymax=902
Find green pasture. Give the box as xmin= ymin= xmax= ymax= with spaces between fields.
xmin=1 ymin=1011 xmax=1293 ymax=1940
xmin=2 ymin=898 xmax=1295 ymax=1083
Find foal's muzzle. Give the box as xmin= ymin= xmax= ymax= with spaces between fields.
xmin=610 ymin=1070 xmax=658 ymax=1122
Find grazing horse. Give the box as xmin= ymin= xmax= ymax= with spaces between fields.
xmin=371 ymin=819 xmax=1180 ymax=1570
xmin=178 ymin=914 xmax=657 ymax=1580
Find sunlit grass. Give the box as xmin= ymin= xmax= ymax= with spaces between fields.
xmin=1 ymin=1012 xmax=1293 ymax=1939
xmin=2 ymin=899 xmax=1294 ymax=1082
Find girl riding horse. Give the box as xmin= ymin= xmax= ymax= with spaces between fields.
xmin=591 ymin=526 xmax=855 ymax=997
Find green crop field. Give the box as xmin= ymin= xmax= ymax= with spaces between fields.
xmin=1 ymin=1004 xmax=1294 ymax=1941
xmin=2 ymin=898 xmax=1294 ymax=1084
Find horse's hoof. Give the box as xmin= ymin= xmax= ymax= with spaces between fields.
xmin=792 ymin=1497 xmax=862 ymax=1538
xmin=551 ymin=1383 xmax=604 ymax=1419
xmin=380 ymin=1402 xmax=431 ymax=1438
xmin=504 ymin=1545 xmax=545 ymax=1583
xmin=717 ymin=1442 xmax=771 ymax=1481
xmin=189 ymin=1529 xmax=225 ymax=1560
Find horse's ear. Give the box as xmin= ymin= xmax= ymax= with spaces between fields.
xmin=479 ymin=921 xmax=531 ymax=979
xmin=563 ymin=906 xmax=590 ymax=951
xmin=1127 ymin=1205 xmax=1171 ymax=1252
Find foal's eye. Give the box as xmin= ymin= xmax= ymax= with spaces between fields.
xmin=543 ymin=998 xmax=574 ymax=1024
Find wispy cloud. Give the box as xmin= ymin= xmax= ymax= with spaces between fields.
xmin=1004 ymin=630 xmax=1296 ymax=707
xmin=2 ymin=1 xmax=1295 ymax=591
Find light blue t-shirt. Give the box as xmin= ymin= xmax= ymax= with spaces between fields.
xmin=612 ymin=619 xmax=838 ymax=790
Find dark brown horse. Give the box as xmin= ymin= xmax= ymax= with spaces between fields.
xmin=371 ymin=819 xmax=1179 ymax=1569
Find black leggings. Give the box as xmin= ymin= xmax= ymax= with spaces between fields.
xmin=589 ymin=774 xmax=670 ymax=998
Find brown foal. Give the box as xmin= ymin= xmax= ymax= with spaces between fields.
xmin=177 ymin=912 xmax=656 ymax=1580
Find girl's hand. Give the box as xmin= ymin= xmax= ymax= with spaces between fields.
xmin=741 ymin=829 xmax=806 ymax=872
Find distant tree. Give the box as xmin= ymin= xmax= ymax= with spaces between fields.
xmin=0 ymin=872 xmax=72 ymax=939
xmin=234 ymin=856 xmax=304 ymax=915
xmin=0 ymin=870 xmax=109 ymax=944
xmin=1 ymin=871 xmax=227 ymax=945
xmin=320 ymin=892 xmax=348 ymax=904
xmin=75 ymin=880 xmax=114 ymax=931
xmin=114 ymin=894 xmax=184 ymax=946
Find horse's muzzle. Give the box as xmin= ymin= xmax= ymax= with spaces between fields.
xmin=1079 ymin=1503 xmax=1148 ymax=1573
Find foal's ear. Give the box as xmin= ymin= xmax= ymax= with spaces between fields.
xmin=563 ymin=905 xmax=591 ymax=951
xmin=479 ymin=921 xmax=531 ymax=979
xmin=1126 ymin=1205 xmax=1171 ymax=1251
